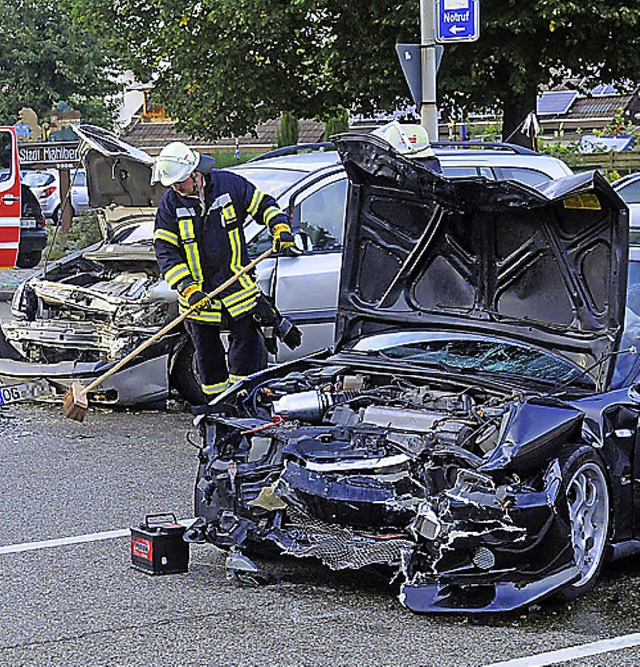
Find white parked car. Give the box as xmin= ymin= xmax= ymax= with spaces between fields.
xmin=21 ymin=168 xmax=90 ymax=223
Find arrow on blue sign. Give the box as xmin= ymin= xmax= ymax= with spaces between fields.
xmin=435 ymin=0 xmax=480 ymax=44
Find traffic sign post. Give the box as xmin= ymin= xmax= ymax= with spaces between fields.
xmin=436 ymin=0 xmax=480 ymax=43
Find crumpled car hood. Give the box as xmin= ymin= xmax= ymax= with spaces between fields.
xmin=74 ymin=124 xmax=166 ymax=211
xmin=333 ymin=133 xmax=629 ymax=385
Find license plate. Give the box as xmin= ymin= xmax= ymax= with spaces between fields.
xmin=0 ymin=380 xmax=51 ymax=405
xmin=20 ymin=218 xmax=37 ymax=229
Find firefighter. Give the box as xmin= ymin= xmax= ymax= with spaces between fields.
xmin=152 ymin=141 xmax=296 ymax=401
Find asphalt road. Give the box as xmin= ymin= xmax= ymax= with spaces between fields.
xmin=2 ymin=402 xmax=640 ymax=667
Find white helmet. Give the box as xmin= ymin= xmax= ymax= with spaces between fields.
xmin=152 ymin=142 xmax=200 ymax=187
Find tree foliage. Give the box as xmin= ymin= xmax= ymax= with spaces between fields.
xmin=276 ymin=112 xmax=299 ymax=148
xmin=0 ymin=0 xmax=122 ymax=127
xmin=65 ymin=0 xmax=640 ymax=142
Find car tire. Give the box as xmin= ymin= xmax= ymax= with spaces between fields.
xmin=557 ymin=445 xmax=610 ymax=601
xmin=16 ymin=251 xmax=41 ymax=269
xmin=170 ymin=340 xmax=206 ymax=405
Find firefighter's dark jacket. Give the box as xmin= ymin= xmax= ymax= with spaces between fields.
xmin=154 ymin=169 xmax=287 ymax=324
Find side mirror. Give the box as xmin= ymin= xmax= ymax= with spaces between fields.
xmin=293 ymin=231 xmax=310 ymax=252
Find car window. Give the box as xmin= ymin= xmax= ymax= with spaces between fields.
xmin=112 ymin=220 xmax=154 ymax=244
xmin=72 ymin=171 xmax=86 ymax=187
xmin=0 ymin=131 xmax=12 ymax=182
xmin=441 ymin=166 xmax=496 ymax=179
xmin=230 ymin=166 xmax=306 ymax=199
xmin=616 ymin=180 xmax=640 ymax=205
xmin=493 ymin=167 xmax=551 ymax=186
xmin=23 ymin=172 xmax=55 ymax=187
xmin=294 ymin=179 xmax=347 ymax=252
xmin=613 ymin=260 xmax=640 ymax=386
xmin=245 ymin=225 xmax=272 ymax=257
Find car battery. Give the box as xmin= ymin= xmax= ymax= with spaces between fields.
xmin=130 ymin=513 xmax=189 ymax=575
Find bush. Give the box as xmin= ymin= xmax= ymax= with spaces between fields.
xmin=277 ymin=112 xmax=299 ymax=148
xmin=323 ymin=108 xmax=349 ymax=141
xmin=43 ymin=209 xmax=102 ymax=262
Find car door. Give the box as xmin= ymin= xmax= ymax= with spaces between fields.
xmin=70 ymin=170 xmax=89 ymax=214
xmin=245 ymin=173 xmax=347 ymax=362
xmin=0 ymin=127 xmax=21 ymax=268
xmin=273 ymin=174 xmax=348 ymax=361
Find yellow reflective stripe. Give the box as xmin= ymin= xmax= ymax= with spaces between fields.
xmin=228 ymin=228 xmax=252 ymax=290
xmin=247 ymin=189 xmax=265 ymax=217
xmin=222 ymin=204 xmax=237 ymax=223
xmin=178 ymin=218 xmax=203 ymax=283
xmin=227 ymin=298 xmax=258 ymax=318
xmin=229 ymin=374 xmax=246 ymax=384
xmin=222 ymin=283 xmax=259 ymax=307
xmin=165 ymin=263 xmax=191 ymax=287
xmin=178 ymin=218 xmax=195 ymax=241
xmin=264 ymin=206 xmax=282 ymax=226
xmin=154 ymin=229 xmax=180 ymax=246
xmin=202 ymin=379 xmax=230 ymax=395
xmin=186 ymin=310 xmax=223 ymax=324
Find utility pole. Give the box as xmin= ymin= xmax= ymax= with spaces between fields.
xmin=420 ymin=0 xmax=438 ymax=141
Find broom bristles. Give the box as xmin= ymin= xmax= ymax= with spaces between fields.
xmin=63 ymin=382 xmax=89 ymax=422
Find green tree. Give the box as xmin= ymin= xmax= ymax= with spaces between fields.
xmin=437 ymin=0 xmax=640 ymax=145
xmin=65 ymin=0 xmax=640 ymax=143
xmin=0 ymin=0 xmax=122 ymax=126
xmin=323 ymin=108 xmax=350 ymax=141
xmin=276 ymin=112 xmax=299 ymax=148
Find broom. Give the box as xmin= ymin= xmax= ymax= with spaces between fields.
xmin=63 ymin=248 xmax=274 ymax=421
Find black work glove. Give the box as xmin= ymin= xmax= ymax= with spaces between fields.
xmin=275 ymin=317 xmax=302 ymax=350
xmin=186 ymin=289 xmax=212 ymax=312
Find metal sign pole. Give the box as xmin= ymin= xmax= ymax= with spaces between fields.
xmin=420 ymin=0 xmax=439 ymax=141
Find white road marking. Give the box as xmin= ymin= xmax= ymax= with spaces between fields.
xmin=0 ymin=519 xmax=194 ymax=555
xmin=484 ymin=632 xmax=640 ymax=667
xmin=0 ymin=529 xmax=130 ymax=554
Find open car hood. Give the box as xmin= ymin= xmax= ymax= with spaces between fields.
xmin=74 ymin=124 xmax=166 ymax=211
xmin=333 ymin=133 xmax=629 ymax=386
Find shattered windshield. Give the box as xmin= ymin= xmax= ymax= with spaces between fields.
xmin=349 ymin=333 xmax=589 ymax=386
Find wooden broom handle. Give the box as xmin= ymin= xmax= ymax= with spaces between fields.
xmin=80 ymin=248 xmax=274 ymax=396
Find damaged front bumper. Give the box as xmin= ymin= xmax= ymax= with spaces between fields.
xmin=0 ymin=353 xmax=169 ymax=405
xmin=194 ymin=410 xmax=580 ymax=613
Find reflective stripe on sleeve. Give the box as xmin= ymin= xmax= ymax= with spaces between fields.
xmin=164 ymin=263 xmax=192 ymax=287
xmin=264 ymin=205 xmax=283 ymax=226
xmin=154 ymin=228 xmax=180 ymax=246
xmin=229 ymin=374 xmax=247 ymax=385
xmin=247 ymin=189 xmax=265 ymax=217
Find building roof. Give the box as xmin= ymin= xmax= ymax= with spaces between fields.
xmin=122 ymin=116 xmax=325 ymax=154
xmin=537 ymin=86 xmax=640 ymax=134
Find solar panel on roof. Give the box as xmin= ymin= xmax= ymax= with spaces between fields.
xmin=589 ymin=84 xmax=618 ymax=95
xmin=536 ymin=91 xmax=578 ymax=116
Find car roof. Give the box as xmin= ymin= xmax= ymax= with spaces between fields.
xmin=229 ymin=142 xmax=573 ymax=195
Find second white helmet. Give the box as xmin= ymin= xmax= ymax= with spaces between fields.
xmin=152 ymin=142 xmax=200 ymax=187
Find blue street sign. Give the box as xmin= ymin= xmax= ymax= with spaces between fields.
xmin=435 ymin=0 xmax=480 ymax=43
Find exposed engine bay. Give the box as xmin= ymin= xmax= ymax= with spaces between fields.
xmin=5 ymin=247 xmax=172 ymax=364
xmin=192 ymin=357 xmax=585 ymax=612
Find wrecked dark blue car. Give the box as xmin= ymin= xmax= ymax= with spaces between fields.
xmin=190 ymin=131 xmax=640 ymax=613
